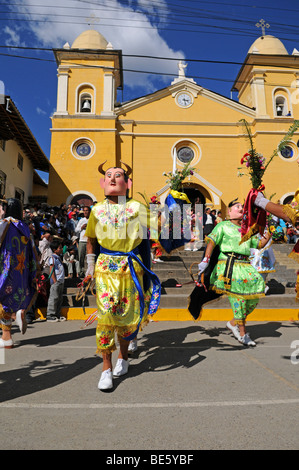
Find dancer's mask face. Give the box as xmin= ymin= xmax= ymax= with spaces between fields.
xmin=100 ymin=167 xmax=132 ymax=196
xmin=228 ymin=202 xmax=243 ymax=219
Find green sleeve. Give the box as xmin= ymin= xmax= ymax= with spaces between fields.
xmin=205 ymin=222 xmax=224 ymax=246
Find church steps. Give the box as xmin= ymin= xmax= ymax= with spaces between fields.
xmin=50 ymin=242 xmax=298 ymax=321
xmin=158 ymin=293 xmax=297 ymax=309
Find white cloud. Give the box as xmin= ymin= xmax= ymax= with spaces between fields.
xmin=3 ymin=26 xmax=26 ymax=47
xmin=6 ymin=0 xmax=185 ymax=94
xmin=36 ymin=106 xmax=47 ymax=115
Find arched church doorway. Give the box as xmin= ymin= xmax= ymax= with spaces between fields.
xmin=282 ymin=194 xmax=294 ymax=205
xmin=182 ymin=186 xmax=205 ymax=207
xmin=70 ymin=193 xmax=93 ymax=207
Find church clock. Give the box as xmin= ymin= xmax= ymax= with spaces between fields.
xmin=176 ymin=92 xmax=193 ymax=108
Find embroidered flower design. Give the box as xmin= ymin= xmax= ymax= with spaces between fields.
xmin=108 ymin=261 xmax=118 ymax=272
xmin=100 ymin=335 xmax=110 ymax=345
xmin=5 ymin=285 xmax=12 ymax=294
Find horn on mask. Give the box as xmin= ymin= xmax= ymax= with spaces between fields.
xmin=120 ymin=160 xmax=132 ymax=177
xmin=98 ymin=160 xmax=107 ymax=175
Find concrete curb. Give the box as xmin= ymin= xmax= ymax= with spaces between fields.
xmin=36 ymin=306 xmax=299 ymax=322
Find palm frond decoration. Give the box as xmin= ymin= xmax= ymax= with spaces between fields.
xmin=137 ymin=191 xmax=150 ymax=207
xmin=137 ymin=191 xmax=160 ymax=209
xmin=238 ymin=119 xmax=299 ymax=189
xmin=163 ymin=161 xmax=195 ymax=191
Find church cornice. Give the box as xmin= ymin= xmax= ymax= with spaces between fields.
xmin=118 ymin=120 xmax=249 ymax=126
xmin=116 ymin=79 xmax=255 ymax=117
xmin=53 ymin=48 xmax=123 ymax=90
xmin=232 ymin=53 xmax=299 ymax=91
xmin=51 ymin=114 xmax=116 ymax=120
xmin=118 ymin=131 xmax=255 ymax=138
xmin=53 ymin=48 xmax=123 ymax=63
xmin=50 ymin=128 xmax=117 ymax=132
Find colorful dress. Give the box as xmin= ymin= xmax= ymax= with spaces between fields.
xmin=0 ymin=218 xmax=37 ymax=329
xmin=206 ymin=221 xmax=265 ymax=323
xmin=85 ymin=198 xmax=160 ymax=355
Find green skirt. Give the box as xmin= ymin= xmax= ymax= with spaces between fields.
xmin=210 ymin=254 xmax=265 ymax=322
xmin=210 ymin=254 xmax=265 ymax=300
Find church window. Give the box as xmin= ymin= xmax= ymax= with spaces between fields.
xmin=275 ymin=97 xmax=287 ymax=116
xmin=177 ymin=147 xmax=194 ymax=163
xmin=278 ymin=141 xmax=298 ymax=161
xmin=71 ymin=138 xmax=95 ymax=160
xmin=273 ymin=89 xmax=291 ymax=117
xmin=280 ymin=146 xmax=293 ymax=159
xmin=76 ymin=141 xmax=91 ymax=157
xmin=17 ymin=153 xmax=23 ymax=171
xmin=76 ymin=83 xmax=95 ymax=114
xmin=15 ymin=187 xmax=24 ymax=202
xmin=173 ymin=139 xmax=201 ymax=168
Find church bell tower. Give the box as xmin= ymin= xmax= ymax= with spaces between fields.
xmin=48 ymin=29 xmax=123 ymax=206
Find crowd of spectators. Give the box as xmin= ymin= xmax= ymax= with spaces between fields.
xmin=14 ymin=198 xmax=299 ymax=323
xmin=22 ymin=200 xmax=298 ymax=274
xmin=23 ymin=201 xmax=93 ymax=279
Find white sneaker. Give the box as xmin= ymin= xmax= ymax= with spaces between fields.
xmin=128 ymin=338 xmax=138 ymax=354
xmin=16 ymin=309 xmax=27 ymax=335
xmin=239 ymin=333 xmax=256 ymax=347
xmin=113 ymin=358 xmax=129 ymax=377
xmin=226 ymin=321 xmax=241 ymax=341
xmin=0 ymin=338 xmax=14 ymax=349
xmin=98 ymin=369 xmax=113 ymax=390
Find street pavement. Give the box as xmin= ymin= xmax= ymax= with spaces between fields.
xmin=0 ymin=317 xmax=299 ymax=451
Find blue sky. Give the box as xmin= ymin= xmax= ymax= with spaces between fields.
xmin=0 ymin=0 xmax=298 ymax=183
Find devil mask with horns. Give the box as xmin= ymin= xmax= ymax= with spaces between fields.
xmin=98 ymin=160 xmax=132 ymax=197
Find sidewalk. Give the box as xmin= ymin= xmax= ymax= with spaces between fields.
xmin=0 ymin=317 xmax=299 ymax=450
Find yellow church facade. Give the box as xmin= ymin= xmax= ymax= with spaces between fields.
xmin=48 ymin=30 xmax=299 ymax=212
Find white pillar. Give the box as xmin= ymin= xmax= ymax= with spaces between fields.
xmin=251 ymin=74 xmax=269 ymax=118
xmin=55 ymin=66 xmax=69 ymax=115
xmin=172 ymin=148 xmax=177 ymax=174
xmin=102 ymin=70 xmax=115 ymax=116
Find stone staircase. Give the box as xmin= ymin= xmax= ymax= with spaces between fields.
xmin=61 ymin=243 xmax=298 ymax=312
xmin=268 ymin=243 xmax=298 ymax=285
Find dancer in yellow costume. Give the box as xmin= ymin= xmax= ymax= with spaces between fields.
xmin=85 ymin=162 xmax=160 ymax=391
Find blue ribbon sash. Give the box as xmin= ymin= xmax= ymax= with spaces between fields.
xmin=100 ymin=246 xmax=161 ymax=341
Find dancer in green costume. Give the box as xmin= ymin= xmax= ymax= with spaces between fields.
xmin=198 ymin=199 xmax=271 ymax=346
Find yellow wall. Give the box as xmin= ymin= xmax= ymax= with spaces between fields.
xmin=48 ymin=124 xmax=116 ymax=204
xmin=48 ymin=46 xmax=299 ymax=212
